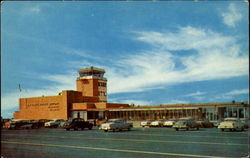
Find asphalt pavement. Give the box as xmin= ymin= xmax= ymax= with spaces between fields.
xmin=1 ymin=127 xmax=249 ymax=158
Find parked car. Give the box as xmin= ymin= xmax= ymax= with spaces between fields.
xmin=96 ymin=120 xmax=107 ymax=127
xmin=36 ymin=119 xmax=51 ymax=128
xmin=87 ymin=119 xmax=97 ymax=126
xmin=218 ymin=117 xmax=244 ymax=131
xmin=196 ymin=119 xmax=214 ymax=128
xmin=150 ymin=120 xmax=164 ymax=127
xmin=44 ymin=119 xmax=64 ymax=128
xmin=163 ymin=119 xmax=177 ymax=127
xmin=64 ymin=118 xmax=93 ymax=131
xmin=99 ymin=118 xmax=133 ymax=132
xmin=8 ymin=119 xmax=33 ymax=130
xmin=1 ymin=118 xmax=11 ymax=128
xmin=173 ymin=118 xmax=199 ymax=131
xmin=211 ymin=118 xmax=224 ymax=127
xmin=58 ymin=120 xmax=68 ymax=128
xmin=140 ymin=120 xmax=153 ymax=127
xmin=240 ymin=118 xmax=250 ymax=129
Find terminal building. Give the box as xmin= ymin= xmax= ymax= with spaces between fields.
xmin=14 ymin=67 xmax=249 ymax=121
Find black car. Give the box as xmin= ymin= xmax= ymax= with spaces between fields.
xmin=64 ymin=118 xmax=93 ymax=131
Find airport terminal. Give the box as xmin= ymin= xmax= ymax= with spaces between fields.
xmin=13 ymin=67 xmax=249 ymax=121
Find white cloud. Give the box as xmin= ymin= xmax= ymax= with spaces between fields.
xmin=221 ymin=3 xmax=243 ymax=27
xmin=167 ymin=99 xmax=189 ymax=104
xmin=185 ymin=91 xmax=205 ymax=97
xmin=119 ymin=99 xmax=151 ymax=106
xmin=1 ymin=72 xmax=77 ymax=112
xmin=213 ymin=89 xmax=249 ymax=101
xmin=107 ymin=26 xmax=248 ymax=94
xmin=225 ymin=89 xmax=249 ymax=96
xmin=184 ymin=91 xmax=206 ymax=101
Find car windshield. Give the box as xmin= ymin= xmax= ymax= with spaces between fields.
xmin=175 ymin=121 xmax=186 ymax=125
xmin=224 ymin=118 xmax=238 ymax=122
xmin=108 ymin=120 xmax=123 ymax=123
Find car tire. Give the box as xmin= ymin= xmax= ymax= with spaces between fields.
xmin=104 ymin=130 xmax=108 ymax=132
xmin=66 ymin=128 xmax=70 ymax=131
xmin=128 ymin=128 xmax=131 ymax=131
xmin=221 ymin=128 xmax=224 ymax=131
xmin=197 ymin=127 xmax=199 ymax=130
xmin=88 ymin=127 xmax=92 ymax=130
xmin=175 ymin=128 xmax=179 ymax=131
xmin=186 ymin=127 xmax=189 ymax=131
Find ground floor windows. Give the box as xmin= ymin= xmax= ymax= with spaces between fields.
xmin=83 ymin=106 xmax=248 ymax=121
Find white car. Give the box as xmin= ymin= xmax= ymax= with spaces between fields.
xmin=99 ymin=119 xmax=133 ymax=132
xmin=44 ymin=119 xmax=64 ymax=128
xmin=150 ymin=120 xmax=163 ymax=127
xmin=163 ymin=119 xmax=177 ymax=127
xmin=140 ymin=120 xmax=153 ymax=127
xmin=218 ymin=118 xmax=244 ymax=132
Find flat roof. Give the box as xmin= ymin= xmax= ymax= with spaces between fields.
xmin=78 ymin=66 xmax=105 ymax=74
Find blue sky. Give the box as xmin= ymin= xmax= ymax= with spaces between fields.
xmin=1 ymin=1 xmax=249 ymax=118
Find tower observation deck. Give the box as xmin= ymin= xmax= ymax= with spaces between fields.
xmin=78 ymin=67 xmax=106 ymax=78
xmin=76 ymin=66 xmax=107 ymax=102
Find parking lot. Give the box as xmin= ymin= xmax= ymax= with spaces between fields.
xmin=1 ymin=127 xmax=249 ymax=158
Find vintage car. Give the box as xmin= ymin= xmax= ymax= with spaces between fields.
xmin=150 ymin=120 xmax=164 ymax=127
xmin=240 ymin=118 xmax=250 ymax=129
xmin=218 ymin=117 xmax=244 ymax=131
xmin=44 ymin=119 xmax=64 ymax=128
xmin=96 ymin=120 xmax=107 ymax=127
xmin=140 ymin=120 xmax=153 ymax=127
xmin=99 ymin=118 xmax=133 ymax=132
xmin=64 ymin=118 xmax=93 ymax=131
xmin=8 ymin=119 xmax=33 ymax=130
xmin=196 ymin=119 xmax=214 ymax=128
xmin=172 ymin=118 xmax=199 ymax=131
xmin=163 ymin=119 xmax=177 ymax=127
xmin=211 ymin=118 xmax=224 ymax=127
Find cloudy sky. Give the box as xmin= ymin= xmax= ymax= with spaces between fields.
xmin=1 ymin=1 xmax=249 ymax=118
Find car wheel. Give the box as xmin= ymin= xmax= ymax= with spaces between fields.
xmin=186 ymin=127 xmax=189 ymax=131
xmin=175 ymin=128 xmax=179 ymax=131
xmin=196 ymin=127 xmax=199 ymax=130
xmin=104 ymin=130 xmax=108 ymax=132
xmin=88 ymin=127 xmax=92 ymax=130
xmin=66 ymin=128 xmax=70 ymax=131
xmin=221 ymin=128 xmax=224 ymax=131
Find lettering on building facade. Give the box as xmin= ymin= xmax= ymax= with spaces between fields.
xmin=26 ymin=102 xmax=60 ymax=112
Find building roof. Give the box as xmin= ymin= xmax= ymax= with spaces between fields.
xmin=78 ymin=66 xmax=105 ymax=74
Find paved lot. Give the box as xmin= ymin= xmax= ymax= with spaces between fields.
xmin=1 ymin=127 xmax=249 ymax=158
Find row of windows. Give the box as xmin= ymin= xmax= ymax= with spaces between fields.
xmin=98 ymin=82 xmax=107 ymax=87
xmin=99 ymin=91 xmax=107 ymax=96
xmin=80 ymin=73 xmax=104 ymax=78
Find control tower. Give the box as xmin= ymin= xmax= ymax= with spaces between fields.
xmin=76 ymin=66 xmax=107 ymax=102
